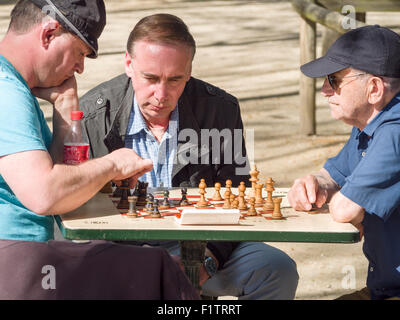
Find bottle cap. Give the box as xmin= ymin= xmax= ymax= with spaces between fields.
xmin=71 ymin=110 xmax=83 ymax=120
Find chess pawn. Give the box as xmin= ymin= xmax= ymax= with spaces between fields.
xmin=222 ymin=190 xmax=231 ymax=209
xmin=231 ymin=199 xmax=239 ymax=209
xmin=212 ymin=182 xmax=223 ymax=201
xmin=272 ymin=197 xmax=283 ymax=219
xmin=160 ymin=190 xmax=171 ymax=209
xmin=126 ymin=195 xmax=138 ymax=218
xmin=247 ymin=197 xmax=257 ymax=216
xmin=225 ymin=179 xmax=232 ymax=197
xmin=238 ymin=182 xmax=248 ymax=211
xmin=196 ymin=179 xmax=209 ymax=207
xmin=151 ymin=199 xmax=162 ymax=218
xmin=179 ymin=187 xmax=191 ymax=206
xmin=144 ymin=194 xmax=154 ymax=215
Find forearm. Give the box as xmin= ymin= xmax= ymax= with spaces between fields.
xmin=35 ymin=156 xmax=116 ymax=215
xmin=313 ymin=168 xmax=340 ymax=201
xmin=49 ymin=95 xmax=78 ymax=164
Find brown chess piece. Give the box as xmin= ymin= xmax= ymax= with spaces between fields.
xmin=238 ymin=181 xmax=248 ymax=211
xmin=212 ymin=182 xmax=223 ymax=201
xmin=247 ymin=197 xmax=257 ymax=216
xmin=100 ymin=181 xmax=113 ymax=194
xmin=231 ymin=199 xmax=239 ymax=209
xmin=263 ymin=177 xmax=275 ymax=212
xmin=248 ymin=164 xmax=259 ymax=198
xmin=196 ymin=179 xmax=209 ymax=207
xmin=222 ymin=190 xmax=231 ymax=209
xmin=126 ymin=195 xmax=138 ymax=218
xmin=225 ymin=179 xmax=233 ymax=198
xmin=272 ymin=197 xmax=283 ymax=219
xmin=117 ymin=180 xmax=131 ymax=210
xmin=255 ymin=183 xmax=264 ymax=204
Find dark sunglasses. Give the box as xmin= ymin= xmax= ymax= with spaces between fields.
xmin=326 ymin=73 xmax=366 ymax=90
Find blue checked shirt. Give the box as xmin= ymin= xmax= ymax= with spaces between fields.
xmin=125 ymin=97 xmax=178 ymax=188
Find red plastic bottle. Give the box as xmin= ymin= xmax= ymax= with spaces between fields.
xmin=63 ymin=110 xmax=89 ymax=165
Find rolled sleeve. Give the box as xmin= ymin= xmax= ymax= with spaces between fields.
xmin=340 ymin=124 xmax=400 ymax=222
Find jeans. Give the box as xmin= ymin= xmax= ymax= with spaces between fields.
xmin=162 ymin=241 xmax=299 ymax=300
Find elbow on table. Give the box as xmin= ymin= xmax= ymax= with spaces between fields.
xmin=329 ymin=201 xmax=355 ymax=224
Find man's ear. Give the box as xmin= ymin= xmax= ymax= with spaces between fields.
xmin=125 ymin=51 xmax=134 ymax=78
xmin=39 ymin=20 xmax=61 ymax=49
xmin=367 ymin=76 xmax=385 ymax=106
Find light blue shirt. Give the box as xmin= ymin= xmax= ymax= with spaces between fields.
xmin=124 ymin=97 xmax=178 ymax=188
xmin=0 ymin=55 xmax=54 ymax=241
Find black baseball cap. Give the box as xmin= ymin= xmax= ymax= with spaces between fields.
xmin=301 ymin=25 xmax=400 ymax=78
xmin=30 ymin=0 xmax=106 ymax=58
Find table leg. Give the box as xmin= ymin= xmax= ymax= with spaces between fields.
xmin=179 ymin=240 xmax=206 ymax=291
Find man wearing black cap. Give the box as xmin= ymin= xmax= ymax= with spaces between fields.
xmin=288 ymin=25 xmax=400 ymax=300
xmin=0 ymin=0 xmax=153 ymax=242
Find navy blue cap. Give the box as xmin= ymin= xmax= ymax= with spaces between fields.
xmin=30 ymin=0 xmax=106 ymax=58
xmin=301 ymin=25 xmax=400 ymax=78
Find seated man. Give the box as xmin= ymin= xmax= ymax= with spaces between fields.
xmin=80 ymin=13 xmax=298 ymax=300
xmin=288 ymin=25 xmax=400 ymax=300
xmin=0 ymin=239 xmax=199 ymax=300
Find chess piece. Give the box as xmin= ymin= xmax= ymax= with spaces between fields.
xmin=255 ymin=183 xmax=264 ymax=204
xmin=272 ymin=197 xmax=283 ymax=219
xmin=196 ymin=179 xmax=209 ymax=207
xmin=231 ymin=199 xmax=239 ymax=209
xmin=222 ymin=190 xmax=231 ymax=209
xmin=135 ymin=180 xmax=148 ymax=207
xmin=263 ymin=177 xmax=275 ymax=212
xmin=248 ymin=164 xmax=259 ymax=198
xmin=159 ymin=190 xmax=171 ymax=209
xmin=247 ymin=197 xmax=257 ymax=216
xmin=145 ymin=194 xmax=154 ymax=215
xmin=151 ymin=199 xmax=162 ymax=218
xmin=126 ymin=195 xmax=138 ymax=218
xmin=100 ymin=181 xmax=113 ymax=194
xmin=212 ymin=182 xmax=223 ymax=201
xmin=112 ymin=185 xmax=122 ymax=198
xmin=179 ymin=187 xmax=191 ymax=206
xmin=238 ymin=181 xmax=248 ymax=211
xmin=117 ymin=180 xmax=131 ymax=210
xmin=225 ymin=179 xmax=233 ymax=198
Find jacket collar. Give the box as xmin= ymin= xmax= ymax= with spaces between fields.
xmin=104 ymin=76 xmax=201 ymax=179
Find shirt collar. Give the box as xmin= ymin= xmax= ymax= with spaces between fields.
xmin=359 ymin=93 xmax=400 ymax=138
xmin=126 ymin=96 xmax=179 ymax=138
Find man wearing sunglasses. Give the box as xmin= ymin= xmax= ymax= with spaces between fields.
xmin=288 ymin=25 xmax=400 ymax=300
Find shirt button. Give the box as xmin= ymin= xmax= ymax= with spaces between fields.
xmin=361 ymin=151 xmax=366 ymax=157
xmin=370 ymin=266 xmax=374 ymax=272
xmin=96 ymin=97 xmax=104 ymax=105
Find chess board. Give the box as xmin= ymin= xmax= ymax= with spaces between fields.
xmin=115 ymin=188 xmax=290 ymax=220
xmin=57 ymin=187 xmax=360 ymax=244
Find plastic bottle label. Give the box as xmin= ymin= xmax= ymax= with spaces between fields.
xmin=63 ymin=144 xmax=89 ymax=165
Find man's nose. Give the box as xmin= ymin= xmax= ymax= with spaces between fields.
xmin=321 ymin=77 xmax=334 ymax=97
xmin=75 ymin=58 xmax=85 ymax=75
xmin=154 ymin=82 xmax=168 ymax=103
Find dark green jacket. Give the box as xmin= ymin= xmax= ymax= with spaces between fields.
xmin=79 ymin=74 xmax=251 ymax=266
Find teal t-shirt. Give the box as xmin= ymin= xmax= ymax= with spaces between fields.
xmin=0 ymin=55 xmax=54 ymax=241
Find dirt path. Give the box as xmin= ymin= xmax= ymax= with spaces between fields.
xmin=2 ymin=0 xmax=400 ymax=299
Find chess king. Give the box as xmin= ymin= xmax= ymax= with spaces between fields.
xmin=80 ymin=14 xmax=299 ymax=299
